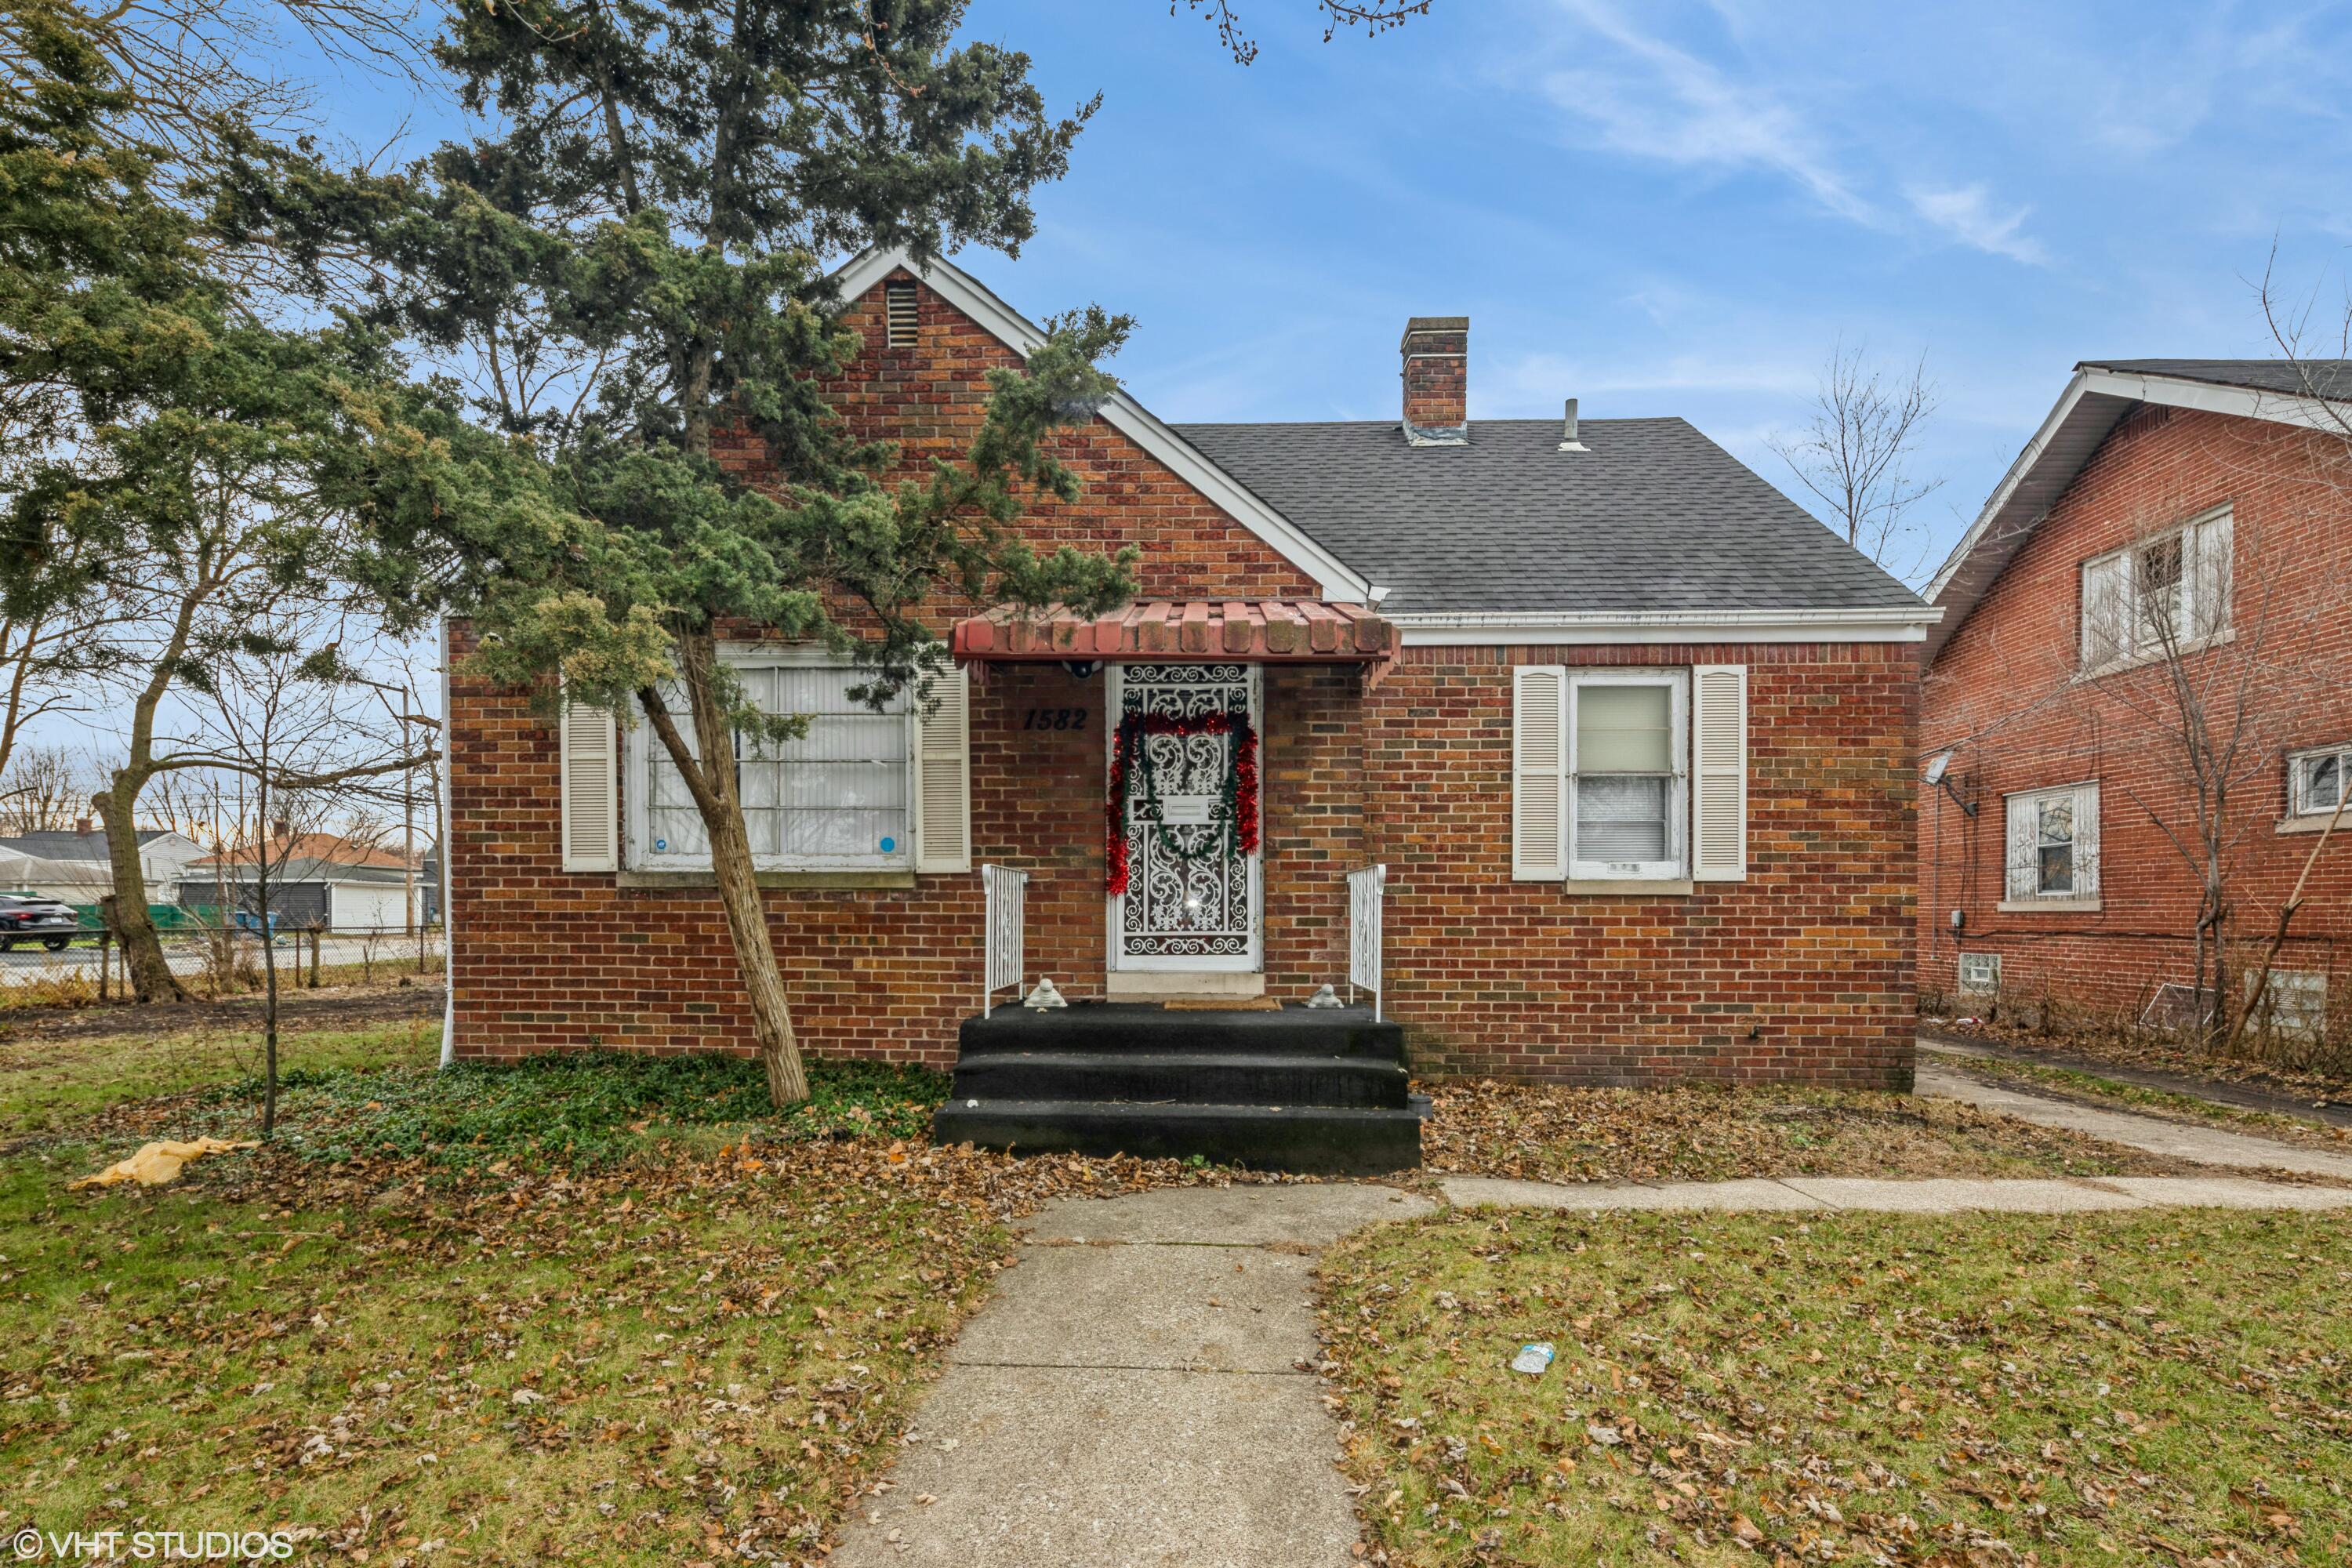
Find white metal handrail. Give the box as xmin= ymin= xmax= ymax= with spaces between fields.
xmin=1348 ymin=862 xmax=1385 ymax=1022
xmin=982 ymin=863 xmax=1029 ymax=1018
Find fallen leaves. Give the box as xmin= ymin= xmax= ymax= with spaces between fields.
xmin=1319 ymin=1205 xmax=2352 ymax=1566
xmin=1418 ymin=1076 xmax=2194 ymax=1184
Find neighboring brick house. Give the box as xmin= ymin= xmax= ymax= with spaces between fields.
xmin=1918 ymin=360 xmax=2352 ymax=1033
xmin=445 ymin=248 xmax=1933 ymax=1093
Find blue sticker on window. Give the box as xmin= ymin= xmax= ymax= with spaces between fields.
xmin=653 ymin=837 xmax=667 ymax=852
xmin=879 ymin=836 xmax=897 ymax=853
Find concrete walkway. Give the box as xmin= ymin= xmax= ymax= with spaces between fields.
xmin=829 ymin=1184 xmax=1436 ymax=1568
xmin=833 ymin=1069 xmax=2352 ymax=1567
xmin=1918 ymin=1058 xmax=2352 ymax=1179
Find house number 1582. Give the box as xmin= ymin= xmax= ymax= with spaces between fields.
xmin=1022 ymin=707 xmax=1089 ymax=731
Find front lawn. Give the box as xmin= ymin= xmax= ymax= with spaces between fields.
xmin=1321 ymin=1205 xmax=2352 ymax=1566
xmin=0 ymin=984 xmax=443 ymax=1139
xmin=0 ymin=1028 xmax=1217 ymax=1563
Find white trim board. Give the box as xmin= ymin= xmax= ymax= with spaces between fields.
xmin=830 ymin=247 xmax=1371 ymax=602
xmin=1392 ymin=608 xmax=1935 ymax=645
xmin=1924 ymin=365 xmax=2352 ymax=663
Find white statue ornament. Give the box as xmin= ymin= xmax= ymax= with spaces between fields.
xmin=1023 ymin=977 xmax=1069 ymax=1011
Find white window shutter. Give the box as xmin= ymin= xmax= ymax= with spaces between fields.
xmin=914 ymin=665 xmax=972 ymax=873
xmin=1512 ymin=665 xmax=1568 ymax=880
xmin=2190 ymin=512 xmax=2232 ymax=643
xmin=2081 ymin=552 xmax=2129 ymax=667
xmin=2004 ymin=793 xmax=2036 ymax=902
xmin=1690 ymin=664 xmax=1748 ymax=880
xmin=2073 ymin=782 xmax=2101 ymax=898
xmin=559 ymin=698 xmax=619 ymax=873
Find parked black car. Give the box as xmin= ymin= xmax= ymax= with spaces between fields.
xmin=0 ymin=893 xmax=82 ymax=951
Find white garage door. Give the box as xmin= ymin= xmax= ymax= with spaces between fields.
xmin=328 ymin=883 xmax=412 ymax=933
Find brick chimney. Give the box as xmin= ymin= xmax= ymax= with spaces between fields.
xmin=1399 ymin=316 xmax=1468 ymax=445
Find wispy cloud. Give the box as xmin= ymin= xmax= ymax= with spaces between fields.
xmin=1905 ymin=183 xmax=2048 ymax=265
xmin=1541 ymin=0 xmax=1875 ymax=226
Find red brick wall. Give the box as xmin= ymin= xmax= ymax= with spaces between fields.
xmin=1367 ymin=643 xmax=1918 ymax=1087
xmin=1919 ymin=405 xmax=2352 ymax=1022
xmin=445 ymin=272 xmax=1921 ymax=1084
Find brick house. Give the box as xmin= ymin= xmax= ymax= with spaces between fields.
xmin=1918 ymin=360 xmax=2352 ymax=1033
xmin=444 ymin=248 xmax=1933 ymax=1159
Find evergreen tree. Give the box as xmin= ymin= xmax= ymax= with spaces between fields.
xmin=0 ymin=0 xmax=416 ymax=1000
xmin=254 ymin=0 xmax=1137 ymax=1102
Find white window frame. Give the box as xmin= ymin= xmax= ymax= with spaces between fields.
xmin=2078 ymin=503 xmax=2232 ymax=673
xmin=1566 ymin=669 xmax=1689 ymax=883
xmin=2001 ymin=781 xmax=2100 ymax=910
xmin=623 ymin=644 xmax=916 ymax=874
xmin=2285 ymin=742 xmax=2352 ymax=825
xmin=1957 ymin=951 xmax=2000 ymax=998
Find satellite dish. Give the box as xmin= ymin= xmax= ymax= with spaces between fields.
xmin=1922 ymin=750 xmax=1953 ymax=787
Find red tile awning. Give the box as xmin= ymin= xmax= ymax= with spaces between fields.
xmin=951 ymin=599 xmax=1394 ymax=663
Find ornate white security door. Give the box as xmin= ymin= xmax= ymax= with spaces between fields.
xmin=1107 ymin=662 xmax=1263 ymax=973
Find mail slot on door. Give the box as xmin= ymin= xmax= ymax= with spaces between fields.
xmin=1152 ymin=794 xmax=1218 ymax=826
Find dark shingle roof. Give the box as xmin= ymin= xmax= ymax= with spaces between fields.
xmin=1171 ymin=418 xmax=1922 ymax=616
xmin=2078 ymin=359 xmax=2352 ymax=399
xmin=0 ymin=829 xmax=178 ymax=863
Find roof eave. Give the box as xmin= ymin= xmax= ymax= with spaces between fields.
xmin=1388 ymin=606 xmax=1938 ymax=646
xmin=1926 ymin=365 xmax=2352 ymax=662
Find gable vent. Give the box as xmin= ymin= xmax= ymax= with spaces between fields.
xmin=885 ymin=278 xmax=919 ymax=347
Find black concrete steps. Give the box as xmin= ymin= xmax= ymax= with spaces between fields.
xmin=951 ymin=1048 xmax=1410 ymax=1109
xmin=931 ymin=1096 xmax=1432 ymax=1178
xmin=935 ymin=1001 xmax=1425 ymax=1174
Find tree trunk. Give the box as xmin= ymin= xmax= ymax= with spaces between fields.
xmin=639 ymin=631 xmax=811 ymax=1106
xmin=96 ymin=775 xmax=187 ymax=1002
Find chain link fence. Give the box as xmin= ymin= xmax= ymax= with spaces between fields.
xmin=0 ymin=924 xmax=444 ymax=1009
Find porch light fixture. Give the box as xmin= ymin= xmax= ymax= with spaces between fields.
xmin=1923 ymin=749 xmax=1976 ymax=817
xmin=1061 ymin=659 xmax=1102 ymax=679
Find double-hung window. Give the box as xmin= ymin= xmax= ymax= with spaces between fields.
xmin=630 ymin=651 xmax=914 ymax=873
xmin=1568 ymin=671 xmax=1687 ymax=880
xmin=2002 ymin=781 xmax=2100 ymax=906
xmin=2286 ymin=742 xmax=2352 ymax=824
xmin=2079 ymin=505 xmax=2231 ymax=670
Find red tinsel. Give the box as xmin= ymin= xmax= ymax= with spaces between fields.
xmin=1105 ymin=710 xmax=1259 ymax=895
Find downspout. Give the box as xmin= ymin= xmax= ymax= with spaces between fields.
xmin=438 ymin=615 xmax=456 ymax=1069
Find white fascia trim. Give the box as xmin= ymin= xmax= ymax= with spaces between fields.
xmin=1926 ymin=369 xmax=2094 ymax=605
xmin=1927 ymin=366 xmax=2352 ymax=606
xmin=1392 ymin=607 xmax=1937 ymax=646
xmin=829 ymin=248 xmax=1373 ymax=603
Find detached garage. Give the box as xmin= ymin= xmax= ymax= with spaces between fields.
xmin=180 ymin=835 xmax=426 ymax=933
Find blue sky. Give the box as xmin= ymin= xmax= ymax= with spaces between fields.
xmin=301 ymin=0 xmax=2352 ymax=578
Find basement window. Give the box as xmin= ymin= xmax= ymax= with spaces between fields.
xmin=1958 ymin=952 xmax=2000 ymax=998
xmin=884 ymin=279 xmax=919 ymax=348
xmin=2245 ymin=969 xmax=2328 ymax=1041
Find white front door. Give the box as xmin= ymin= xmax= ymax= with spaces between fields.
xmin=1108 ymin=662 xmax=1263 ymax=973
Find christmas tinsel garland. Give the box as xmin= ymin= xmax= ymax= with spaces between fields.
xmin=1105 ymin=709 xmax=1260 ymax=895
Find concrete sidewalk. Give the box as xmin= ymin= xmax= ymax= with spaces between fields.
xmin=831 ymin=1067 xmax=2352 ymax=1567
xmin=1918 ymin=1058 xmax=2352 ymax=1179
xmin=828 ymin=1184 xmax=1436 ymax=1568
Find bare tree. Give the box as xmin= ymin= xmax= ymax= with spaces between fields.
xmin=1769 ymin=343 xmax=1944 ymax=579
xmin=192 ymin=603 xmax=419 ymax=1134
xmin=0 ymin=745 xmax=103 ymax=833
xmin=1175 ymin=0 xmax=1433 ymax=64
